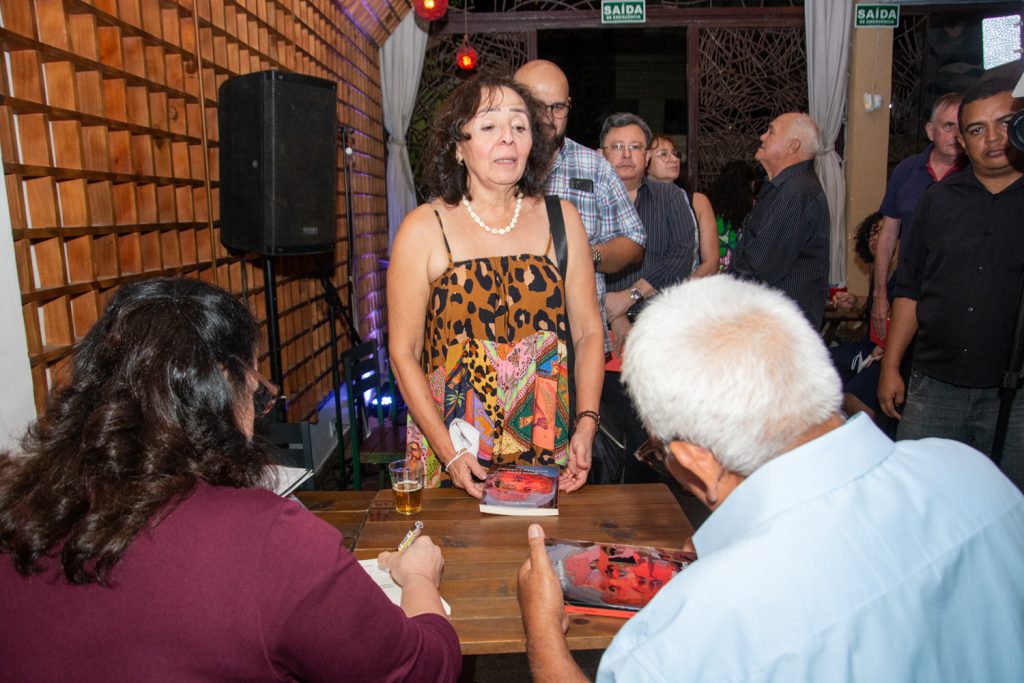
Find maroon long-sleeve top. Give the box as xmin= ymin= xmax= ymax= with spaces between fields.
xmin=0 ymin=483 xmax=461 ymax=682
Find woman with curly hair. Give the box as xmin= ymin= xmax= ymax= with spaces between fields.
xmin=0 ymin=277 xmax=460 ymax=682
xmin=829 ymin=211 xmax=894 ymax=422
xmin=388 ymin=73 xmax=604 ymax=498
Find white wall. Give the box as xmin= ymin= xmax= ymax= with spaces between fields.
xmin=0 ymin=176 xmax=37 ymax=450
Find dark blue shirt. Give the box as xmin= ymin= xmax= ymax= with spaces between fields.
xmin=607 ymin=178 xmax=697 ymax=294
xmin=879 ymin=144 xmax=964 ymax=257
xmin=727 ymin=160 xmax=830 ymax=328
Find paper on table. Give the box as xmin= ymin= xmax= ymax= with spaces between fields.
xmin=269 ymin=465 xmax=314 ymax=497
xmin=358 ymin=559 xmax=452 ymax=616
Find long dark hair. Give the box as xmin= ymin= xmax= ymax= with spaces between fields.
xmin=707 ymin=160 xmax=758 ymax=230
xmin=0 ymin=277 xmax=274 ymax=584
xmin=426 ymin=72 xmax=555 ymax=205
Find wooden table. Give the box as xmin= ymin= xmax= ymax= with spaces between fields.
xmin=353 ymin=484 xmax=694 ymax=656
xmin=295 ymin=490 xmax=377 ymax=551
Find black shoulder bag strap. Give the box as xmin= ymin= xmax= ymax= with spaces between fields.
xmin=544 ymin=195 xmax=577 ymax=423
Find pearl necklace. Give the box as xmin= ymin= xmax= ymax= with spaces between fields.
xmin=462 ymin=193 xmax=524 ymax=236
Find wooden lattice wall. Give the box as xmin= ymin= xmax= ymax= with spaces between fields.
xmin=0 ymin=0 xmax=406 ymax=420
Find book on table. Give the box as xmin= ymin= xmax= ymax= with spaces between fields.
xmin=478 ymin=464 xmax=559 ymax=516
xmin=545 ymin=538 xmax=697 ymax=618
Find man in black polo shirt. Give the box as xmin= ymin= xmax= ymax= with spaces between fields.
xmin=879 ymin=78 xmax=1024 ymax=490
xmin=727 ymin=112 xmax=830 ymax=328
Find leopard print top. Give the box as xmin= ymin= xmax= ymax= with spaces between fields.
xmin=406 ymin=210 xmax=571 ymax=487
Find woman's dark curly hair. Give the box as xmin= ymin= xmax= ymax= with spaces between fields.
xmin=426 ymin=72 xmax=556 ymax=205
xmin=706 ymin=160 xmax=759 ymax=230
xmin=0 ymin=277 xmax=274 ymax=585
xmin=855 ymin=211 xmax=884 ymax=265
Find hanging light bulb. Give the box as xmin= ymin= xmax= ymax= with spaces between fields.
xmin=414 ymin=0 xmax=448 ymax=21
xmin=456 ymin=36 xmax=478 ymax=71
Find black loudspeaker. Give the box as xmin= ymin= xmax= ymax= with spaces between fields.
xmin=219 ymin=71 xmax=337 ymax=255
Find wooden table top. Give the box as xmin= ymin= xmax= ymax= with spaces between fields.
xmin=295 ymin=490 xmax=377 ymax=551
xmin=353 ymin=483 xmax=694 ymax=656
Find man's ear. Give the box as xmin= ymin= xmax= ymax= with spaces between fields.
xmin=668 ymin=441 xmax=717 ymax=482
xmin=786 ymin=137 xmax=802 ymax=156
xmin=925 ymin=120 xmax=936 ymax=143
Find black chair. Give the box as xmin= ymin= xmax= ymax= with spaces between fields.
xmin=261 ymin=420 xmax=316 ymax=492
xmin=341 ymin=340 xmax=405 ymax=490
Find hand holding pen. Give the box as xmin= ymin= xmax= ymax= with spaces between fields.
xmin=378 ymin=521 xmax=444 ymax=589
xmin=397 ymin=521 xmax=424 ymax=553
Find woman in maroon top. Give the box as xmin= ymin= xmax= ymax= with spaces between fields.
xmin=0 ymin=277 xmax=460 ymax=682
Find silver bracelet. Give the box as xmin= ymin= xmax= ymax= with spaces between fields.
xmin=443 ymin=449 xmax=468 ymax=473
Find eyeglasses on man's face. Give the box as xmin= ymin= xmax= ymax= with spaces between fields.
xmin=604 ymin=142 xmax=647 ymax=154
xmin=654 ymin=149 xmax=682 ymax=160
xmin=544 ymin=102 xmax=571 ymax=119
xmin=634 ymin=436 xmax=673 ymax=476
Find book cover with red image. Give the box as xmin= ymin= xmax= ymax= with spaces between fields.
xmin=545 ymin=538 xmax=696 ymax=618
xmin=479 ymin=465 xmax=559 ymax=516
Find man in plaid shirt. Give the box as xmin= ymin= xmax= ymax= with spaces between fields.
xmin=515 ymin=60 xmax=646 ymax=351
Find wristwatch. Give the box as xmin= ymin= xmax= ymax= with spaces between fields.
xmin=629 ymin=285 xmax=643 ymax=303
xmin=591 ymin=245 xmax=602 ymax=269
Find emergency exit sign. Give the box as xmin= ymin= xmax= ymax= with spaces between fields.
xmin=602 ymin=0 xmax=646 ymax=25
xmin=855 ymin=3 xmax=899 ymax=28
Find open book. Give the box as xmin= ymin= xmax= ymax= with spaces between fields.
xmin=358 ymin=559 xmax=452 ymax=616
xmin=546 ymin=538 xmax=696 ymax=618
xmin=479 ymin=465 xmax=559 ymax=516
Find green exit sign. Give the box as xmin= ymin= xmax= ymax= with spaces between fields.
xmin=855 ymin=3 xmax=899 ymax=28
xmin=602 ymin=0 xmax=646 ymax=25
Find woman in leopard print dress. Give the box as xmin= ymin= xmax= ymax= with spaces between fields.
xmin=388 ymin=74 xmax=604 ymax=498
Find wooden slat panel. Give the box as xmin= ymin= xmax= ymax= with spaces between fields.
xmin=4 ymin=0 xmax=397 ymax=408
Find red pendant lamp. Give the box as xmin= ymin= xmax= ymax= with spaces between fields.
xmin=414 ymin=0 xmax=447 ymax=22
xmin=456 ymin=37 xmax=478 ymax=71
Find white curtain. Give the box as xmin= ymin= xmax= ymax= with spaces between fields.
xmin=805 ymin=0 xmax=851 ymax=286
xmin=380 ymin=13 xmax=428 ymax=251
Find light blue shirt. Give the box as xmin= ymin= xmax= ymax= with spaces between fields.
xmin=598 ymin=414 xmax=1024 ymax=682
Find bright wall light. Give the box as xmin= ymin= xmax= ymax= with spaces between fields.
xmin=982 ymin=15 xmax=1021 ymax=70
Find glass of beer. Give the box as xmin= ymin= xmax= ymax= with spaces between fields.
xmin=388 ymin=459 xmax=424 ymax=515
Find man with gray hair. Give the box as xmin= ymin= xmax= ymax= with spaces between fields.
xmin=727 ymin=112 xmax=830 ymax=328
xmin=518 ymin=276 xmax=1024 ymax=682
xmin=597 ymin=111 xmax=697 ymax=483
xmin=870 ymin=92 xmax=964 ymax=342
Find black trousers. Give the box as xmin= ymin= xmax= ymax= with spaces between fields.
xmin=600 ymin=372 xmax=661 ymax=484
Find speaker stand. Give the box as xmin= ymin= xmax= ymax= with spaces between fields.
xmin=263 ymin=256 xmax=286 ymax=421
xmin=319 ymin=275 xmax=360 ymax=489
xmin=339 ymin=125 xmax=358 ymax=330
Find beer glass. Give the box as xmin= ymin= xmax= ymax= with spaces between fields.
xmin=388 ymin=459 xmax=424 ymax=515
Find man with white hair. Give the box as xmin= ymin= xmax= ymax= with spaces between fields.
xmin=517 ymin=276 xmax=1024 ymax=682
xmin=727 ymin=112 xmax=830 ymax=328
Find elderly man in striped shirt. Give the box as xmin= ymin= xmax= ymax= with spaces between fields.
xmin=727 ymin=112 xmax=830 ymax=328
xmin=599 ymin=112 xmax=698 ymax=483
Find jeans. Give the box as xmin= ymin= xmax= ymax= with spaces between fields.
xmin=899 ymin=372 xmax=1023 ymax=491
